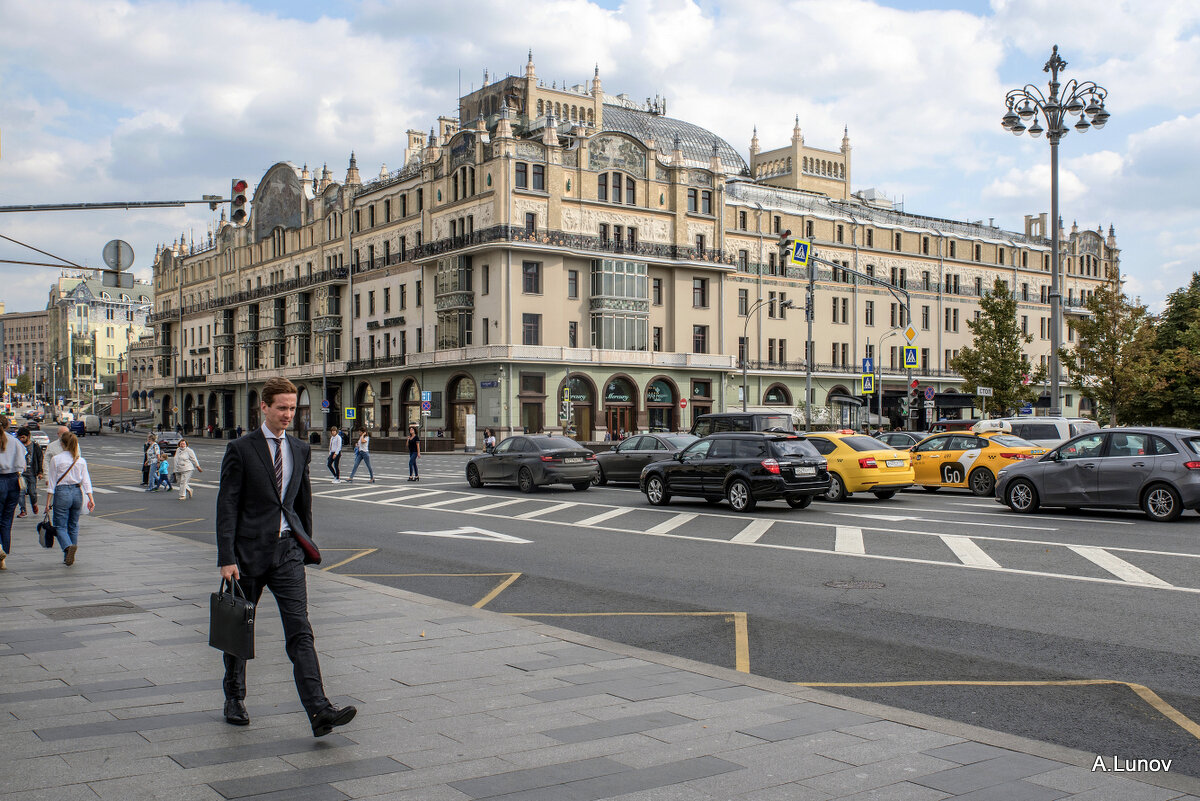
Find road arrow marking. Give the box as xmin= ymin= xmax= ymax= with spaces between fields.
xmin=398 ymin=526 xmax=532 ymax=544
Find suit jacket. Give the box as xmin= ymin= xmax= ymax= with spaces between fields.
xmin=216 ymin=429 xmax=313 ymax=576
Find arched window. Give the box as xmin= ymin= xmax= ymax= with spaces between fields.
xmin=537 ymin=99 xmax=544 ymax=115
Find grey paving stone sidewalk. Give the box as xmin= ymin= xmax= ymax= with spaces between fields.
xmin=1 ymin=518 xmax=1197 ymax=801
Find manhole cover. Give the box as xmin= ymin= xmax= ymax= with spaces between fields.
xmin=41 ymin=601 xmax=144 ymax=620
xmin=823 ymin=580 xmax=886 ymax=589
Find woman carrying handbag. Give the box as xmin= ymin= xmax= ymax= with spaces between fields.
xmin=46 ymin=431 xmax=95 ymax=567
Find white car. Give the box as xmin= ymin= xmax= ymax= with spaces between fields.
xmin=30 ymin=431 xmax=50 ymax=447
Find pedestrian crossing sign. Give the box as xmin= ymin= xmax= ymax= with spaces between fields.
xmin=789 ymin=239 xmax=812 ymax=268
xmin=903 ymin=346 xmax=919 ymax=369
xmin=861 ymin=374 xmax=874 ymax=394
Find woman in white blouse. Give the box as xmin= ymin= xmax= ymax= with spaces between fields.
xmin=0 ymin=415 xmax=27 ymax=570
xmin=45 ymin=431 xmax=95 ymax=566
xmin=172 ymin=439 xmax=202 ymax=500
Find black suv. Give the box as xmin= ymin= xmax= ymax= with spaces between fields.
xmin=639 ymin=432 xmax=830 ymax=512
xmin=690 ymin=412 xmax=796 ymax=437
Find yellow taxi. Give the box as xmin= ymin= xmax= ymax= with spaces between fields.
xmin=910 ymin=421 xmax=1048 ymax=496
xmin=804 ymin=430 xmax=915 ymax=501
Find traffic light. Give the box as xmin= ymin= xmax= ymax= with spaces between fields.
xmin=777 ymin=229 xmax=793 ymax=264
xmin=909 ymin=379 xmax=921 ymax=416
xmin=230 ymin=179 xmax=249 ymax=223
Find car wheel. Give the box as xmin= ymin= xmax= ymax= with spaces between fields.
xmin=518 ymin=467 xmax=536 ymax=494
xmin=968 ymin=468 xmax=995 ymax=497
xmin=727 ymin=479 xmax=757 ymax=513
xmin=787 ymin=495 xmax=813 ymax=509
xmin=645 ymin=475 xmax=670 ymax=506
xmin=592 ymin=466 xmax=607 ymax=486
xmin=466 ymin=464 xmax=483 ymax=488
xmin=872 ymin=490 xmax=897 ymax=500
xmin=1142 ymin=483 xmax=1183 ymax=522
xmin=824 ymin=473 xmax=847 ymax=502
xmin=922 ymin=486 xmax=941 ymax=493
xmin=572 ymin=481 xmax=590 ymax=492
xmin=1005 ymin=479 xmax=1039 ymax=513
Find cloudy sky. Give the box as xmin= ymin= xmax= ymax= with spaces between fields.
xmin=1 ymin=0 xmax=1197 ymax=313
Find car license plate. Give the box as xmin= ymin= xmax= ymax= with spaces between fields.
xmin=885 ymin=459 xmax=905 ymax=467
xmin=564 ymin=457 xmax=582 ymax=464
xmin=796 ymin=466 xmax=816 ymax=477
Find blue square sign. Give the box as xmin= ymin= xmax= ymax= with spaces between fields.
xmin=862 ymin=357 xmax=873 ymax=374
xmin=903 ymin=346 xmax=919 ymax=369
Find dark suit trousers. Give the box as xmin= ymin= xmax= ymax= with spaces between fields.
xmin=223 ymin=537 xmax=328 ymax=716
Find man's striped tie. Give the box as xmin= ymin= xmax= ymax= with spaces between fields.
xmin=271 ymin=436 xmax=284 ymax=495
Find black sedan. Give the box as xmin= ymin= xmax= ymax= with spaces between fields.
xmin=594 ymin=433 xmax=699 ymax=485
xmin=639 ymin=431 xmax=830 ymax=512
xmin=156 ymin=431 xmax=182 ymax=456
xmin=996 ymin=427 xmax=1200 ymax=522
xmin=875 ymin=431 xmax=928 ymax=451
xmin=467 ymin=435 xmax=599 ymax=492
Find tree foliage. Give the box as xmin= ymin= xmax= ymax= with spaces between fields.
xmin=15 ymin=372 xmax=33 ymax=395
xmin=1137 ymin=273 xmax=1200 ymax=426
xmin=1060 ymin=281 xmax=1159 ymax=426
xmin=949 ymin=278 xmax=1046 ymax=416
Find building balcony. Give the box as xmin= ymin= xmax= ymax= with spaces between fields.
xmin=433 ymin=291 xmax=474 ymax=312
xmin=214 ymin=332 xmax=235 ymax=348
xmin=177 ymin=374 xmax=209 ymax=385
xmin=346 ymin=355 xmax=408 ymax=372
xmin=312 ymin=315 xmax=342 ymax=334
xmin=285 ymin=320 xmax=312 ymax=337
xmin=401 ymin=345 xmax=736 ymax=371
xmin=258 ymin=326 xmax=284 ymax=341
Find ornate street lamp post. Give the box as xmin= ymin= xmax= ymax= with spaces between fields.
xmin=1002 ymin=45 xmax=1108 ymax=416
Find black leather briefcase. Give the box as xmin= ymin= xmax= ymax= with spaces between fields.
xmin=209 ymin=579 xmax=255 ymax=660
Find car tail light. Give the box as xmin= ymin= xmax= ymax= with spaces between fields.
xmin=1000 ymin=453 xmax=1032 ymax=460
xmin=761 ymin=458 xmax=781 ymax=474
xmin=1184 ymin=461 xmax=1200 ymax=470
xmin=540 ymin=455 xmax=557 ymax=462
xmin=858 ymin=457 xmax=878 ymax=468
xmin=585 ymin=453 xmax=596 ymax=460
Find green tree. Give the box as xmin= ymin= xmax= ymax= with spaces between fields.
xmin=949 ymin=278 xmax=1046 ymax=416
xmin=1060 ymin=281 xmax=1159 ymax=426
xmin=15 ymin=372 xmax=33 ymax=395
xmin=1140 ymin=273 xmax=1200 ymax=427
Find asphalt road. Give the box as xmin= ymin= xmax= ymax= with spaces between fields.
xmin=50 ymin=431 xmax=1200 ymax=778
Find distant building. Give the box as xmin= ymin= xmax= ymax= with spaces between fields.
xmin=0 ymin=309 xmax=50 ymax=394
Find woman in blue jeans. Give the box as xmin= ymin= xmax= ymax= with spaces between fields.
xmin=347 ymin=428 xmax=375 ymax=483
xmin=0 ymin=415 xmax=28 ymax=570
xmin=407 ymin=425 xmax=420 ymax=481
xmin=46 ymin=432 xmax=95 ymax=566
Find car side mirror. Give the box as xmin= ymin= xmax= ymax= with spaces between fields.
xmin=674 ymin=453 xmax=684 ymax=462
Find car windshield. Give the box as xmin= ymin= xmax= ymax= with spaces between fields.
xmin=666 ymin=435 xmax=698 ymax=449
xmin=761 ymin=416 xmax=793 ymax=430
xmin=770 ymin=439 xmax=821 ymax=458
xmin=840 ymin=436 xmax=890 ymax=452
xmin=989 ymin=434 xmax=1037 ymax=448
xmin=535 ymin=436 xmax=581 ymax=451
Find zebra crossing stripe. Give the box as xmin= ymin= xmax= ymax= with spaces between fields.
xmin=515 ymin=502 xmax=577 ymax=520
xmin=835 ymin=526 xmax=865 ymax=555
xmin=731 ymin=519 xmax=772 ymax=544
xmin=940 ymin=535 xmax=1001 ymax=568
xmin=575 ymin=507 xmax=631 ymax=527
xmin=646 ymin=513 xmax=697 ymax=535
xmin=1069 ymin=546 xmax=1171 ymax=587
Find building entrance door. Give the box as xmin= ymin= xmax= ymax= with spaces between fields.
xmin=606 ymin=406 xmax=633 ymax=440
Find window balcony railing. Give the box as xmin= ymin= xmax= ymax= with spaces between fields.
xmin=346 ymin=355 xmax=408 ymax=371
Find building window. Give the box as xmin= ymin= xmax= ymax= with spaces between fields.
xmin=806 ymin=220 xmax=814 ymax=238
xmin=894 ymin=232 xmax=902 ymax=250
xmin=695 ymin=234 xmax=706 ymax=255
xmin=922 ymin=236 xmax=929 ymax=255
xmin=975 ymin=276 xmax=983 ymax=296
xmin=922 ymin=305 xmax=930 ymax=330
xmin=568 ymin=321 xmax=578 ymax=348
xmin=354 ymin=294 xmax=361 ymax=318
xmin=522 ymin=261 xmax=541 ymax=294
xmin=738 ymin=249 xmax=749 ymax=272
xmin=482 ymin=265 xmax=489 ymax=295
xmin=864 ymin=300 xmax=874 ymax=326
xmin=836 ymin=224 xmax=844 ymax=244
xmin=652 ymin=277 xmax=663 ymax=305
xmin=692 ymin=325 xmax=708 ymax=354
xmin=693 ymin=278 xmax=708 ymax=308
xmin=701 ymin=190 xmax=712 ymax=215
xmin=568 ymin=270 xmax=579 ymax=299
xmin=626 ymin=175 xmax=635 ymax=205
xmin=866 ymin=229 xmax=874 ymax=248
xmin=597 ymin=173 xmax=608 ymax=202
xmin=739 ymin=211 xmax=747 ymax=230
xmin=516 ymin=162 xmax=528 ymax=188
xmin=525 ymin=212 xmax=536 ymax=233
xmin=999 ymin=247 xmax=1005 ymax=265
xmin=687 ymin=188 xmax=697 ymax=213
xmin=415 ymin=280 xmax=423 ymax=306
xmin=653 ymin=327 xmax=662 ymax=352
xmin=949 ymin=240 xmax=957 ymax=258
xmin=923 ymin=271 xmax=931 ymax=290
xmin=738 ymin=288 xmax=749 ymax=316
xmin=974 ymin=243 xmax=982 ymax=261
xmin=773 ymin=215 xmax=781 ymax=234
xmin=383 ymin=287 xmax=390 ymax=313
xmin=532 ymin=164 xmax=545 ymax=190
xmin=522 ymin=314 xmax=541 ymax=345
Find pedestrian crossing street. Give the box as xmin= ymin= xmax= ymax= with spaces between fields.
xmin=88 ymin=459 xmax=1200 ymax=595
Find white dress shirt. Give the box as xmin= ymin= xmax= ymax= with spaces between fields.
xmin=47 ymin=451 xmax=93 ymax=494
xmin=329 ymin=433 xmax=342 ymax=456
xmin=0 ymin=434 xmax=27 ymax=475
xmin=260 ymin=423 xmax=293 ymax=534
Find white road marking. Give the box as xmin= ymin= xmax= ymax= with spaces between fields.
xmin=339 ymin=487 xmax=410 ymax=501
xmin=833 ymin=512 xmax=1054 ymax=532
xmin=731 ymin=519 xmax=773 ymax=544
xmin=1069 ymin=546 xmax=1172 ymax=587
xmin=398 ymin=526 xmax=531 ymax=544
xmin=646 ymin=513 xmax=697 ymax=535
xmin=940 ymin=535 xmax=1001 ymax=568
xmin=516 ymin=502 xmax=577 ymax=520
xmin=117 ymin=485 xmax=147 ymax=492
xmin=575 ymin=507 xmax=632 ymax=527
xmin=835 ymin=526 xmax=865 ymax=555
xmin=416 ymin=495 xmax=475 ymax=508
xmin=471 ymin=498 xmax=527 ymax=513
xmin=383 ymin=491 xmax=446 ymax=503
xmin=914 ymin=502 xmax=1135 ymax=525
xmin=91 ymin=487 xmax=117 ymax=494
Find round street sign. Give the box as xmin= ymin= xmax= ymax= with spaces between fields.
xmin=102 ymin=239 xmax=135 ymax=271
xmin=924 ymin=386 xmax=936 ymax=401
xmin=320 ymin=400 xmax=330 ymax=411
xmin=679 ymin=398 xmax=688 ymax=409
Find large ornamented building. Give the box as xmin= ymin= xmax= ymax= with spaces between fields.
xmin=148 ymin=54 xmax=1118 ymax=444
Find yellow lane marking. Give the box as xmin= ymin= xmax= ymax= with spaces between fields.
xmin=319 ymin=548 xmax=378 ymax=572
xmin=339 ymin=571 xmax=524 ymax=610
xmin=93 ymin=508 xmax=147 ymax=518
xmin=507 ymin=611 xmax=750 ymax=674
xmin=473 ymin=573 xmax=521 ymax=609
xmin=793 ymin=678 xmax=1200 ymax=741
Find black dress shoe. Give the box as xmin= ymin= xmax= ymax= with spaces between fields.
xmin=310 ymin=704 xmax=356 ymax=737
xmin=224 ymin=699 xmax=249 ymax=726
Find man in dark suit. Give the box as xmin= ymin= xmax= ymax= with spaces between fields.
xmin=217 ymin=377 xmax=356 ymax=737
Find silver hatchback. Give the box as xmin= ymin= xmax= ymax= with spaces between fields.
xmin=995 ymin=427 xmax=1200 ymax=521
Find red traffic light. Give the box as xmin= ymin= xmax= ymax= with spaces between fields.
xmin=230 ymin=178 xmax=249 ymax=223
xmin=909 ymin=378 xmax=919 ymax=389
xmin=232 ymin=179 xmax=248 ymax=193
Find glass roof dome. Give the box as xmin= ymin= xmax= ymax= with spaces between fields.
xmin=601 ymin=105 xmax=748 ymax=175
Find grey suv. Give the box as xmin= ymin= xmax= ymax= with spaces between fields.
xmin=995 ymin=427 xmax=1200 ymax=521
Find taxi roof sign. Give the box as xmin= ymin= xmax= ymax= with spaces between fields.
xmin=971 ymin=420 xmax=1012 ymax=434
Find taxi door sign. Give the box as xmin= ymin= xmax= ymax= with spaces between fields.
xmin=903 ymin=346 xmax=920 ymax=369
xmin=861 ymin=374 xmax=874 ymax=394
xmin=789 ymin=239 xmax=812 ymax=268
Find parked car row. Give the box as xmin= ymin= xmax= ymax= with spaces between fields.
xmin=463 ymin=417 xmax=1200 ymax=522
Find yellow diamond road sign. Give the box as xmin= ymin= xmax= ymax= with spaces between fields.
xmin=904 ymin=325 xmax=917 ymax=343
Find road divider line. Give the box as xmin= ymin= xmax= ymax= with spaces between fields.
xmin=940 ymin=535 xmax=1001 ymax=568
xmin=1069 ymin=545 xmax=1172 ymax=587
xmin=731 ymin=519 xmax=772 ymax=544
xmin=646 ymin=513 xmax=697 ymax=535
xmin=516 ymin=502 xmax=577 ymax=520
xmin=835 ymin=526 xmax=865 ymax=555
xmin=383 ymin=490 xmax=446 ymax=503
xmin=575 ymin=507 xmax=632 ymax=527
